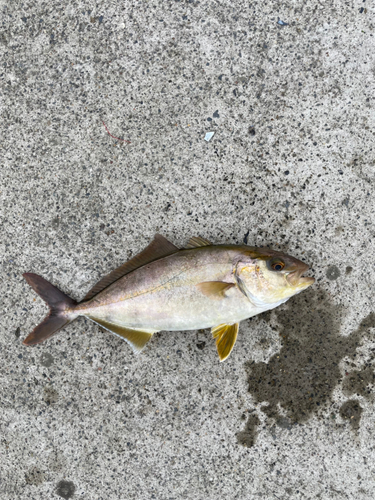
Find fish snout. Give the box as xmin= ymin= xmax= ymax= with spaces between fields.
xmin=286 ymin=261 xmax=315 ymax=288
xmin=297 ymin=261 xmax=309 ymax=274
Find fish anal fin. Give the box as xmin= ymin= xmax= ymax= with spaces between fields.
xmin=83 ymin=234 xmax=179 ymax=301
xmin=91 ymin=317 xmax=156 ymax=354
xmin=211 ymin=323 xmax=239 ymax=362
xmin=186 ymin=236 xmax=212 ymax=248
xmin=196 ymin=281 xmax=235 ymax=299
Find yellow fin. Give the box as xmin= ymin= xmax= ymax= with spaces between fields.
xmin=91 ymin=317 xmax=157 ymax=354
xmin=196 ymin=281 xmax=235 ymax=299
xmin=83 ymin=234 xmax=179 ymax=301
xmin=211 ymin=323 xmax=239 ymax=362
xmin=186 ymin=236 xmax=212 ymax=248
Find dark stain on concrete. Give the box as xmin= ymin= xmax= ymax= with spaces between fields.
xmin=40 ymin=352 xmax=54 ymax=367
xmin=236 ymin=413 xmax=260 ymax=448
xmin=326 ymin=265 xmax=341 ymax=280
xmin=339 ymin=399 xmax=363 ymax=431
xmin=237 ymin=288 xmax=375 ymax=446
xmin=56 ymin=480 xmax=76 ymax=499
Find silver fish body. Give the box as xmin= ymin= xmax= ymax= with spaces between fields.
xmin=23 ymin=235 xmax=315 ymax=361
xmin=77 ymin=246 xmax=285 ymax=331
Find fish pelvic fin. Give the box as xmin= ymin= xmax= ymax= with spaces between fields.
xmin=23 ymin=273 xmax=78 ymax=345
xmin=211 ymin=323 xmax=239 ymax=362
xmin=196 ymin=281 xmax=235 ymax=299
xmin=90 ymin=318 xmax=156 ymax=354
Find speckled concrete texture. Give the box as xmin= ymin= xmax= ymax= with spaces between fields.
xmin=1 ymin=0 xmax=375 ymax=499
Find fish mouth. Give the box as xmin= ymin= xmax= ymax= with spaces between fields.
xmin=286 ymin=269 xmax=315 ymax=288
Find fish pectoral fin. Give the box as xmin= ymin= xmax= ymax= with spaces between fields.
xmin=196 ymin=281 xmax=235 ymax=299
xmin=211 ymin=323 xmax=239 ymax=362
xmin=186 ymin=236 xmax=212 ymax=248
xmin=91 ymin=318 xmax=156 ymax=354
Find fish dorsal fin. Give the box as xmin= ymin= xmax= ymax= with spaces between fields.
xmin=91 ymin=317 xmax=157 ymax=354
xmin=186 ymin=236 xmax=212 ymax=248
xmin=196 ymin=281 xmax=235 ymax=299
xmin=211 ymin=323 xmax=239 ymax=362
xmin=83 ymin=234 xmax=179 ymax=301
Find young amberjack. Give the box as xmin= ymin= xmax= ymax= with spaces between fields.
xmin=23 ymin=235 xmax=315 ymax=361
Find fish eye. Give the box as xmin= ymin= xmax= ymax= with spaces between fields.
xmin=270 ymin=260 xmax=285 ymax=272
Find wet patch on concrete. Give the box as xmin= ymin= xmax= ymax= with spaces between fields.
xmin=25 ymin=467 xmax=45 ymax=486
xmin=56 ymin=480 xmax=76 ymax=499
xmin=274 ymin=417 xmax=293 ymax=430
xmin=343 ymin=366 xmax=375 ymax=399
xmin=339 ymin=399 xmax=363 ymax=431
xmin=236 ymin=413 xmax=260 ymax=448
xmin=238 ymin=289 xmax=375 ymax=446
xmin=43 ymin=386 xmax=59 ymax=405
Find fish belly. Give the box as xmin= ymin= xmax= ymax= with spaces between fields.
xmin=85 ymin=286 xmax=261 ymax=331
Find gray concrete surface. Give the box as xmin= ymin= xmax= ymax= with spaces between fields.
xmin=1 ymin=0 xmax=375 ymax=498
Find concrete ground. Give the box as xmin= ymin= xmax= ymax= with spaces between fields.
xmin=1 ymin=0 xmax=375 ymax=498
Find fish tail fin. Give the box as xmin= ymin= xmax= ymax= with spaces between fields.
xmin=22 ymin=273 xmax=78 ymax=346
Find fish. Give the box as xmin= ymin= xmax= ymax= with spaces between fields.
xmin=22 ymin=234 xmax=315 ymax=361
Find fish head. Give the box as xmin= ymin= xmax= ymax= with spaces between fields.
xmin=236 ymin=247 xmax=315 ymax=306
